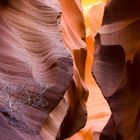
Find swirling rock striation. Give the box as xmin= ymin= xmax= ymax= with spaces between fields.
xmin=92 ymin=0 xmax=140 ymax=140
xmin=57 ymin=0 xmax=89 ymax=139
xmin=0 ymin=0 xmax=73 ymax=140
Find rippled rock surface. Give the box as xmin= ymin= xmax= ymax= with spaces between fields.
xmin=93 ymin=0 xmax=140 ymax=139
xmin=0 ymin=0 xmax=73 ymax=139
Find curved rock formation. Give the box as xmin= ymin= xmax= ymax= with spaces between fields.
xmin=0 ymin=0 xmax=73 ymax=140
xmin=93 ymin=0 xmax=140 ymax=139
xmin=57 ymin=0 xmax=89 ymax=139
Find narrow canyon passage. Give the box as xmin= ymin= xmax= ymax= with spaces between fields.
xmin=0 ymin=0 xmax=140 ymax=140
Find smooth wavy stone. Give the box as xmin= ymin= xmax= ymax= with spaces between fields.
xmin=92 ymin=0 xmax=140 ymax=140
xmin=0 ymin=0 xmax=73 ymax=139
xmin=57 ymin=0 xmax=88 ymax=139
